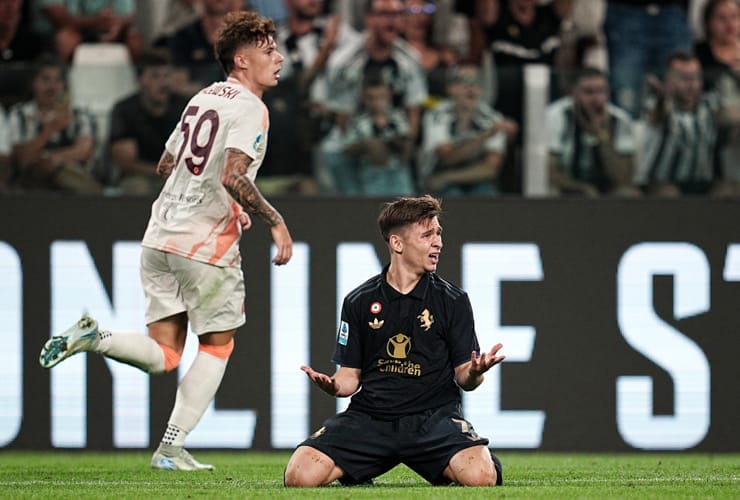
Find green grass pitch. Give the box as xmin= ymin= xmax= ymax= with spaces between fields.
xmin=0 ymin=451 xmax=737 ymax=498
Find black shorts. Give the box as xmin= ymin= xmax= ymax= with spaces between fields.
xmin=297 ymin=402 xmax=501 ymax=485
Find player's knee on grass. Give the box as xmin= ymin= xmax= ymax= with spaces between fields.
xmin=284 ymin=456 xmax=315 ymax=487
xmin=284 ymin=446 xmax=339 ymax=487
xmin=452 ymin=464 xmax=498 ymax=487
xmin=446 ymin=446 xmax=499 ymax=487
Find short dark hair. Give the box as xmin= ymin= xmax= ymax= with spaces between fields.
xmin=666 ymin=50 xmax=699 ymax=70
xmin=445 ymin=63 xmax=482 ymax=85
xmin=214 ymin=10 xmax=276 ymax=75
xmin=365 ymin=0 xmax=404 ymax=16
xmin=134 ymin=49 xmax=171 ymax=76
xmin=378 ymin=195 xmax=442 ymax=242
xmin=32 ymin=53 xmax=66 ymax=80
xmin=573 ymin=66 xmax=607 ymax=86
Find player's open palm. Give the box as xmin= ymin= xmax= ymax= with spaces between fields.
xmin=470 ymin=343 xmax=505 ymax=376
xmin=300 ymin=365 xmax=338 ymax=396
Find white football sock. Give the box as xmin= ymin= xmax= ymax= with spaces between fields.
xmin=164 ymin=350 xmax=228 ymax=447
xmin=96 ymin=330 xmax=166 ymax=374
xmin=160 ymin=424 xmax=186 ymax=449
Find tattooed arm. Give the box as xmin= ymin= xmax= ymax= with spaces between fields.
xmin=221 ymin=147 xmax=293 ymax=265
xmin=156 ymin=151 xmax=176 ymax=181
xmin=221 ymin=147 xmax=282 ymax=225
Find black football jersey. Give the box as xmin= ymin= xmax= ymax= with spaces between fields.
xmin=333 ymin=266 xmax=481 ymax=418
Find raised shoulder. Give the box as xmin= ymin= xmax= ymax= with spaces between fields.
xmin=428 ymin=273 xmax=466 ymax=302
xmin=546 ymin=96 xmax=574 ymax=116
xmin=345 ymin=274 xmax=384 ymax=305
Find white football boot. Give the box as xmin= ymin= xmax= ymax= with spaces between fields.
xmin=151 ymin=444 xmax=214 ymax=471
xmin=39 ymin=315 xmax=100 ymax=369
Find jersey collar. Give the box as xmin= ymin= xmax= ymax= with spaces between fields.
xmin=381 ymin=264 xmax=430 ymax=301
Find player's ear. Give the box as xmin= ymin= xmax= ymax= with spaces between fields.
xmin=234 ymin=51 xmax=247 ymax=70
xmin=389 ymin=233 xmax=403 ymax=254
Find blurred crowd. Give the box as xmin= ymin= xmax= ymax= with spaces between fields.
xmin=0 ymin=0 xmax=738 ymax=198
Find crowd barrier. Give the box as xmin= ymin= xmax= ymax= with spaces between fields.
xmin=0 ymin=195 xmax=737 ymax=451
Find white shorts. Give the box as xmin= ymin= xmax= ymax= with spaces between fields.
xmin=140 ymin=247 xmax=246 ymax=334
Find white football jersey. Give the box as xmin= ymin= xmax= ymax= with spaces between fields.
xmin=142 ymin=77 xmax=269 ymax=267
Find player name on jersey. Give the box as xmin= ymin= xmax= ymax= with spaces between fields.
xmin=200 ymin=83 xmax=241 ymax=100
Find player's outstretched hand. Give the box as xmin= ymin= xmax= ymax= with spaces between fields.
xmin=469 ymin=343 xmax=505 ymax=377
xmin=301 ymin=365 xmax=338 ymax=396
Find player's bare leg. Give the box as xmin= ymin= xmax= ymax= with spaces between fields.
xmin=284 ymin=446 xmax=345 ymax=487
xmin=443 ymin=445 xmax=498 ymax=486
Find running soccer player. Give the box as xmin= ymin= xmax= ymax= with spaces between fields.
xmin=39 ymin=10 xmax=293 ymax=471
xmin=284 ymin=195 xmax=505 ymax=487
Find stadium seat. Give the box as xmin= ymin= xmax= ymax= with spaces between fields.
xmin=68 ymin=43 xmax=137 ymax=186
xmin=69 ymin=43 xmax=137 ymax=115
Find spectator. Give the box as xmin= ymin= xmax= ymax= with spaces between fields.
xmin=556 ymin=0 xmax=609 ymax=84
xmin=639 ymin=51 xmax=720 ymax=195
xmin=275 ymin=0 xmax=342 ymax=90
xmin=7 ymin=54 xmax=101 ymax=193
xmin=693 ymin=0 xmax=740 ymax=196
xmin=150 ymin=0 xmax=202 ymax=48
xmin=458 ymin=0 xmax=574 ymax=194
xmin=402 ymin=0 xmax=459 ymax=103
xmin=313 ymin=0 xmax=428 ymax=193
xmin=108 ymin=49 xmax=189 ymax=195
xmin=0 ymin=107 xmax=11 ymax=190
xmin=342 ymin=74 xmax=416 ymax=195
xmin=546 ymin=67 xmax=640 ymax=196
xmin=257 ymin=0 xmax=358 ymax=195
xmin=41 ymin=0 xmax=143 ymax=61
xmin=604 ymin=0 xmax=693 ymax=118
xmin=694 ymin=0 xmax=740 ymax=91
xmin=419 ymin=63 xmax=517 ymax=196
xmin=1 ymin=0 xmax=47 ymax=109
xmin=1 ymin=0 xmax=46 ymax=63
xmin=463 ymin=0 xmax=574 ymax=119
xmin=168 ymin=0 xmax=243 ymax=96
